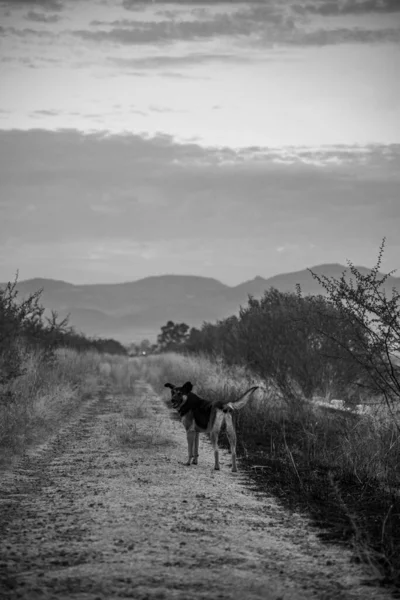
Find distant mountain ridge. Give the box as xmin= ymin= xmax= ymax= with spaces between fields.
xmin=2 ymin=264 xmax=399 ymax=344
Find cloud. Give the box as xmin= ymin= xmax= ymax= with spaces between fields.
xmin=31 ymin=109 xmax=60 ymax=117
xmin=72 ymin=2 xmax=400 ymax=48
xmin=3 ymin=1 xmax=398 ymax=50
xmin=121 ymin=0 xmax=400 ymax=12
xmin=25 ymin=9 xmax=61 ymax=23
xmin=276 ymin=244 xmax=300 ymax=253
xmin=0 ymin=25 xmax=55 ymax=38
xmin=122 ymin=0 xmax=266 ymax=7
xmin=1 ymin=130 xmax=399 ymax=247
xmin=108 ymin=52 xmax=272 ymax=70
xmin=1 ymin=130 xmax=399 ymax=283
xmin=74 ymin=16 xmax=258 ymax=45
xmin=73 ymin=4 xmax=295 ymax=46
xmin=293 ymin=0 xmax=400 ymax=16
xmin=148 ymin=105 xmax=187 ymax=113
xmin=0 ymin=0 xmax=63 ymax=11
xmin=157 ymin=70 xmax=210 ymax=79
xmin=287 ymin=27 xmax=400 ymax=46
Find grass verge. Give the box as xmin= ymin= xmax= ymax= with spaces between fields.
xmin=0 ymin=347 xmax=118 ymax=466
xmin=4 ymin=346 xmax=399 ymax=591
xmin=105 ymin=381 xmax=174 ymax=450
xmin=133 ymin=351 xmax=400 ymax=593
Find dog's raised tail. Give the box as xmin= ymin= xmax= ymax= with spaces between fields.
xmin=221 ymin=386 xmax=259 ymax=413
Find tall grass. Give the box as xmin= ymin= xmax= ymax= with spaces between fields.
xmin=3 ymin=344 xmax=399 ymax=584
xmin=0 ymin=348 xmax=174 ymax=466
xmin=7 ymin=347 xmax=397 ymax=495
xmin=134 ymin=351 xmax=400 ymax=586
xmin=0 ymin=347 xmax=109 ymax=464
xmin=136 ymin=352 xmax=400 ymax=488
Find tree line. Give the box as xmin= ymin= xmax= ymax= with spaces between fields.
xmin=154 ymin=240 xmax=400 ymax=412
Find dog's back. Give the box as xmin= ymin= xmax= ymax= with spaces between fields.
xmin=174 ymin=387 xmax=239 ymax=431
xmin=178 ymin=391 xmax=213 ymax=430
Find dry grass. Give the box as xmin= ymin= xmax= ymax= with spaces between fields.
xmin=0 ymin=349 xmax=173 ymax=466
xmin=130 ymin=352 xmax=400 ymax=490
xmin=0 ymin=347 xmax=107 ymax=465
xmin=129 ymin=351 xmax=400 ymax=588
xmin=6 ymin=346 xmax=397 ymax=491
xmin=105 ymin=382 xmax=173 ymax=449
xmin=3 ymin=345 xmax=399 ymax=585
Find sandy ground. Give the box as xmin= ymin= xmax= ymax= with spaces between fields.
xmin=0 ymin=381 xmax=393 ymax=600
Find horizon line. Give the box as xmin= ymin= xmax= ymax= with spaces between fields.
xmin=1 ymin=261 xmax=394 ymax=288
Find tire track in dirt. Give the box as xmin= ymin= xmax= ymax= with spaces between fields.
xmin=0 ymin=386 xmax=114 ymax=597
xmin=0 ymin=382 xmax=393 ymax=600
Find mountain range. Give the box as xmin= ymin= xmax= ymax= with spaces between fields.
xmin=2 ymin=264 xmax=399 ymax=344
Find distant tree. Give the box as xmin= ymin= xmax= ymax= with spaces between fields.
xmin=185 ymin=327 xmax=203 ymax=353
xmin=157 ymin=320 xmax=189 ymax=352
xmin=128 ymin=339 xmax=158 ymax=356
xmin=139 ymin=339 xmax=151 ymax=355
xmin=127 ymin=342 xmax=139 ymax=356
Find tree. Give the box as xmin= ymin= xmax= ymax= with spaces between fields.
xmin=307 ymin=238 xmax=400 ymax=423
xmin=128 ymin=339 xmax=158 ymax=356
xmin=181 ymin=289 xmax=368 ymax=401
xmin=157 ymin=321 xmax=189 ymax=352
xmin=0 ymin=275 xmax=45 ymax=386
xmin=235 ymin=290 xmax=336 ymax=400
xmin=185 ymin=327 xmax=203 ymax=353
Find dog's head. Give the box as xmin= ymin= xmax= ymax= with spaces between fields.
xmin=164 ymin=381 xmax=193 ymax=409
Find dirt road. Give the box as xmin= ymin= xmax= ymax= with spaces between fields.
xmin=0 ymin=382 xmax=392 ymax=599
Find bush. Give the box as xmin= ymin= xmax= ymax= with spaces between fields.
xmin=183 ymin=289 xmax=366 ymax=402
xmin=0 ymin=275 xmax=127 ymax=395
xmin=0 ymin=347 xmax=102 ymax=462
xmin=306 ymin=238 xmax=400 ymax=422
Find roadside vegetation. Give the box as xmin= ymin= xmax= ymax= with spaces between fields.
xmin=0 ymin=276 xmax=127 ymax=465
xmin=147 ymin=239 xmax=400 ymax=591
xmin=130 ymin=347 xmax=400 ymax=592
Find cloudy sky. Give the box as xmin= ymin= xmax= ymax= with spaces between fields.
xmin=0 ymin=0 xmax=399 ymax=285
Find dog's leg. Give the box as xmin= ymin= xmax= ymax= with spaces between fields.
xmin=210 ymin=412 xmax=223 ymax=470
xmin=192 ymin=432 xmax=199 ymax=464
xmin=225 ymin=413 xmax=238 ymax=472
xmin=186 ymin=431 xmax=196 ymax=465
xmin=210 ymin=429 xmax=220 ymax=470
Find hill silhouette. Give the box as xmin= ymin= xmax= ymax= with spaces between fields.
xmin=2 ymin=264 xmax=398 ymax=344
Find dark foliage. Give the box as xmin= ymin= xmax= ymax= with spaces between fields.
xmin=306 ymin=238 xmax=400 ymax=421
xmin=157 ymin=320 xmax=189 ymax=352
xmin=184 ymin=288 xmax=367 ymax=402
xmin=0 ymin=275 xmax=127 ymax=397
xmin=184 ymin=240 xmax=400 ymax=588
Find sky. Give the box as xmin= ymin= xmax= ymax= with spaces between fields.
xmin=0 ymin=0 xmax=399 ymax=286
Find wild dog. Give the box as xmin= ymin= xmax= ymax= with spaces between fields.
xmin=164 ymin=381 xmax=258 ymax=472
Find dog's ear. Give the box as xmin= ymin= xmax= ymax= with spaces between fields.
xmin=182 ymin=381 xmax=193 ymax=393
xmin=164 ymin=383 xmax=175 ymax=389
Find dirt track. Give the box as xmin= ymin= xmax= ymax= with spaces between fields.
xmin=0 ymin=382 xmax=392 ymax=599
